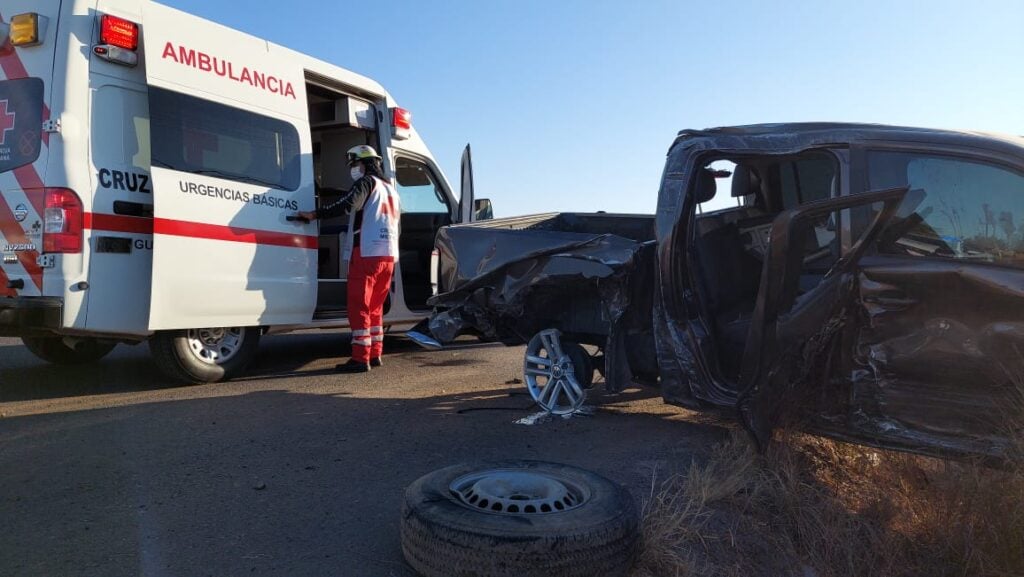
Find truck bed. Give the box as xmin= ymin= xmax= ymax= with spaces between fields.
xmin=434 ymin=212 xmax=655 ymax=294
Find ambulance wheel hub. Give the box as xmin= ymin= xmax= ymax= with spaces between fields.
xmin=187 ymin=327 xmax=244 ymax=365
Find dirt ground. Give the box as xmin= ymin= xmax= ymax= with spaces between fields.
xmin=0 ymin=332 xmax=727 ymax=576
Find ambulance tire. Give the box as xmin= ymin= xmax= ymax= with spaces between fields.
xmin=149 ymin=328 xmax=261 ymax=385
xmin=401 ymin=461 xmax=639 ymax=577
xmin=21 ymin=337 xmax=117 ymax=365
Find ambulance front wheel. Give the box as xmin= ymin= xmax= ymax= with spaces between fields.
xmin=149 ymin=327 xmax=261 ymax=385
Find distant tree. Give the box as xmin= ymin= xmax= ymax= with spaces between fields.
xmin=998 ymin=211 xmax=1016 ymax=242
xmin=980 ymin=203 xmax=997 ymax=237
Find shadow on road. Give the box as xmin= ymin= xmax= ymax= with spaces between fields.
xmin=0 ymin=342 xmax=177 ymax=403
xmin=0 ymin=380 xmax=728 ymax=577
xmin=0 ymin=332 xmax=499 ymax=403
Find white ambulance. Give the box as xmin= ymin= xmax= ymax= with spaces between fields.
xmin=0 ymin=0 xmax=487 ymax=383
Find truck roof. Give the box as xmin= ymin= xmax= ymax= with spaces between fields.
xmin=675 ymin=122 xmax=1024 ymax=157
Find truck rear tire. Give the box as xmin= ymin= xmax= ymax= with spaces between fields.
xmin=561 ymin=341 xmax=594 ymax=389
xmin=401 ymin=461 xmax=639 ymax=577
xmin=149 ymin=327 xmax=260 ymax=384
xmin=21 ymin=337 xmax=117 ymax=365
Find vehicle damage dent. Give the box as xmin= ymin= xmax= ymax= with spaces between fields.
xmin=844 ymin=261 xmax=1024 ymax=457
xmin=424 ymin=214 xmax=656 ymax=392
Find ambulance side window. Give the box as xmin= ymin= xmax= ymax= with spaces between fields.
xmin=92 ymin=86 xmax=151 ymax=173
xmin=395 ymin=157 xmax=448 ymax=214
xmin=149 ymin=87 xmax=301 ymax=191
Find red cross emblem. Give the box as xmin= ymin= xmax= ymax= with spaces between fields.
xmin=380 ymin=191 xmax=398 ymax=219
xmin=0 ymin=100 xmax=16 ymax=146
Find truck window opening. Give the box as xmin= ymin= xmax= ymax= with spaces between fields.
xmin=691 ymin=151 xmax=840 ymax=381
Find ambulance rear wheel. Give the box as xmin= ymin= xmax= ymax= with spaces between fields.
xmin=21 ymin=337 xmax=117 ymax=365
xmin=149 ymin=327 xmax=261 ymax=385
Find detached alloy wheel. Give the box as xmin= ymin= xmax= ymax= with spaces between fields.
xmin=524 ymin=329 xmax=594 ymax=415
xmin=401 ymin=461 xmax=639 ymax=577
xmin=149 ymin=327 xmax=261 ymax=384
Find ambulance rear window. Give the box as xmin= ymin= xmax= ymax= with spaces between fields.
xmin=149 ymin=87 xmax=301 ymax=191
xmin=0 ymin=78 xmax=44 ymax=174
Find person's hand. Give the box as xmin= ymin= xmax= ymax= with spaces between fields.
xmin=294 ymin=211 xmax=317 ymax=222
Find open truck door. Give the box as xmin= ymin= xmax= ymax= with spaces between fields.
xmin=458 ymin=144 xmax=474 ymax=223
xmin=141 ymin=2 xmax=316 ymax=330
xmin=736 ymin=186 xmax=908 ymax=450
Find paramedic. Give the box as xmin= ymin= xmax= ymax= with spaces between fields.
xmin=296 ymin=145 xmax=401 ymax=373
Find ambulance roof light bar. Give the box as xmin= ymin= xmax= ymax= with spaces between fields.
xmin=10 ymin=13 xmax=46 ymax=47
xmin=94 ymin=14 xmax=139 ymax=67
xmin=392 ymin=107 xmax=412 ymax=141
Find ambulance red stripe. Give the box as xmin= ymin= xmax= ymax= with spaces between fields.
xmin=153 ymin=218 xmax=317 ymax=249
xmin=0 ymin=265 xmax=14 ymax=297
xmin=84 ymin=213 xmax=154 ymax=234
xmin=11 ymin=167 xmax=45 ymax=215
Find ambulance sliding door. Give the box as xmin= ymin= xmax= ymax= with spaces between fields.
xmin=141 ymin=3 xmax=316 ymax=330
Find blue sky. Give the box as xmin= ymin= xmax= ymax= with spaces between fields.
xmin=163 ymin=0 xmax=1024 ymax=217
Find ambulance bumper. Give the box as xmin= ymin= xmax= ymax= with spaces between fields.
xmin=0 ymin=297 xmax=63 ymax=336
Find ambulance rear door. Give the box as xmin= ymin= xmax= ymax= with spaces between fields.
xmin=0 ymin=1 xmax=61 ymax=299
xmin=140 ymin=2 xmax=316 ymax=330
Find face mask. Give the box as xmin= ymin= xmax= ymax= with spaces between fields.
xmin=350 ymin=166 xmax=365 ymax=181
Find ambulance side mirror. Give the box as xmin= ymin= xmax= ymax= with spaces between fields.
xmin=473 ymin=198 xmax=493 ymax=221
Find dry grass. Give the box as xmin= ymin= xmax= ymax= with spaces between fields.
xmin=633 ymin=428 xmax=1024 ymax=577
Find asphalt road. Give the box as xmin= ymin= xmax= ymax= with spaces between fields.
xmin=0 ymin=332 xmax=727 ymax=577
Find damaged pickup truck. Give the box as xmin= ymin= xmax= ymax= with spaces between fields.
xmin=415 ymin=123 xmax=1024 ymax=460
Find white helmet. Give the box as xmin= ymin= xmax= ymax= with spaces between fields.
xmin=347 ymin=145 xmax=382 ymax=164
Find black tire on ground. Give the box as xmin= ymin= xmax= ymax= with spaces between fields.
xmin=148 ymin=328 xmax=260 ymax=385
xmin=21 ymin=337 xmax=117 ymax=365
xmin=562 ymin=341 xmax=594 ymax=390
xmin=401 ymin=461 xmax=639 ymax=577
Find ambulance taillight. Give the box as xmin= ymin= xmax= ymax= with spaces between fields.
xmin=43 ymin=189 xmax=84 ymax=254
xmin=94 ymin=15 xmax=139 ymax=67
xmin=391 ymin=108 xmax=412 ymax=140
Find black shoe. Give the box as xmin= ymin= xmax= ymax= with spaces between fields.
xmin=335 ymin=360 xmax=370 ymax=373
xmin=370 ymin=357 xmax=383 ymax=368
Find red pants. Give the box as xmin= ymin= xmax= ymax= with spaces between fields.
xmin=348 ymin=248 xmax=395 ymax=364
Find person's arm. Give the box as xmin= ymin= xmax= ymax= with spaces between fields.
xmin=296 ymin=177 xmax=374 ymax=221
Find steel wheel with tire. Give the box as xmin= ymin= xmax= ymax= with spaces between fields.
xmin=401 ymin=461 xmax=639 ymax=577
xmin=149 ymin=327 xmax=260 ymax=384
xmin=21 ymin=337 xmax=117 ymax=365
